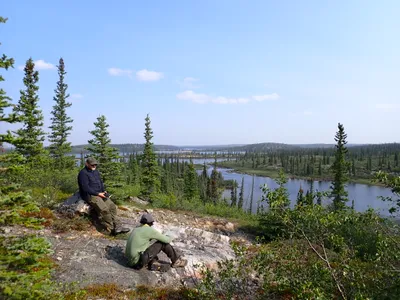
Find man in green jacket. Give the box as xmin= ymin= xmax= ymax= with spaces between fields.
xmin=125 ymin=213 xmax=187 ymax=270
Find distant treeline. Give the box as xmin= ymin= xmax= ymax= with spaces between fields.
xmin=69 ymin=142 xmax=400 ymax=156
xmin=70 ymin=143 xmax=180 ymax=154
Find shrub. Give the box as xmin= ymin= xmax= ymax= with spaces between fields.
xmin=0 ymin=235 xmax=61 ymax=300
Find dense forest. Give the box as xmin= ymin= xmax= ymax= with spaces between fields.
xmin=1 ymin=15 xmax=400 ymax=299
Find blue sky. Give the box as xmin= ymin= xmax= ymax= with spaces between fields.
xmin=2 ymin=0 xmax=399 ymax=146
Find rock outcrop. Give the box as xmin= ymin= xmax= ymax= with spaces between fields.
xmin=1 ymin=204 xmax=253 ymax=290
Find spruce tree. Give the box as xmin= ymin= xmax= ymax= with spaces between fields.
xmin=248 ymin=175 xmax=255 ymax=213
xmin=210 ymin=157 xmax=219 ymax=204
xmin=184 ymin=160 xmax=198 ymax=199
xmin=305 ymin=180 xmax=314 ymax=206
xmin=297 ymin=186 xmax=305 ymax=206
xmin=0 ymin=17 xmax=18 ymax=151
xmin=199 ymin=163 xmax=209 ymax=203
xmin=140 ymin=114 xmax=160 ymax=199
xmin=48 ymin=58 xmax=73 ymax=168
xmin=0 ymin=16 xmax=32 ymax=216
xmin=238 ymin=177 xmax=244 ymax=210
xmin=234 ymin=180 xmax=238 ymax=206
xmin=86 ymin=115 xmax=122 ymax=185
xmin=330 ymin=123 xmax=349 ymax=210
xmin=13 ymin=58 xmax=45 ymax=161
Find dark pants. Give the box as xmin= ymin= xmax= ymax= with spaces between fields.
xmin=88 ymin=196 xmax=120 ymax=232
xmin=133 ymin=241 xmax=178 ymax=269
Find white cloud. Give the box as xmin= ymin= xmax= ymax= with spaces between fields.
xmin=70 ymin=94 xmax=83 ymax=100
xmin=178 ymin=77 xmax=201 ymax=89
xmin=252 ymin=93 xmax=280 ymax=101
xmin=108 ymin=68 xmax=133 ymax=77
xmin=136 ymin=69 xmax=164 ymax=82
xmin=176 ymin=90 xmax=279 ymax=105
xmin=18 ymin=59 xmax=55 ymax=71
xmin=35 ymin=59 xmax=56 ymax=70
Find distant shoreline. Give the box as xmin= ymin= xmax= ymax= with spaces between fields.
xmin=215 ymin=163 xmax=386 ymax=187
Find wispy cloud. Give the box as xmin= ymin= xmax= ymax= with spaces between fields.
xmin=178 ymin=77 xmax=201 ymax=89
xmin=108 ymin=67 xmax=163 ymax=81
xmin=18 ymin=59 xmax=56 ymax=71
xmin=136 ymin=69 xmax=164 ymax=82
xmin=176 ymin=90 xmax=280 ymax=104
xmin=108 ymin=68 xmax=133 ymax=77
xmin=70 ymin=94 xmax=83 ymax=100
xmin=252 ymin=93 xmax=280 ymax=101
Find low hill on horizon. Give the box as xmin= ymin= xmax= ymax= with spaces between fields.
xmin=67 ymin=142 xmax=400 ymax=154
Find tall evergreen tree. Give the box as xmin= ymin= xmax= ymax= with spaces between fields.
xmin=0 ymin=16 xmax=31 ymax=213
xmin=330 ymin=123 xmax=349 ymax=210
xmin=184 ymin=160 xmax=198 ymax=199
xmin=230 ymin=180 xmax=238 ymax=207
xmin=86 ymin=115 xmax=122 ymax=185
xmin=199 ymin=163 xmax=209 ymax=203
xmin=140 ymin=114 xmax=160 ymax=199
xmin=0 ymin=16 xmax=20 ymax=161
xmin=238 ymin=177 xmax=244 ymax=210
xmin=296 ymin=186 xmax=305 ymax=206
xmin=210 ymin=157 xmax=219 ymax=203
xmin=0 ymin=17 xmax=18 ymax=151
xmin=248 ymin=175 xmax=255 ymax=214
xmin=13 ymin=58 xmax=45 ymax=161
xmin=48 ymin=58 xmax=73 ymax=168
xmin=305 ymin=180 xmax=314 ymax=206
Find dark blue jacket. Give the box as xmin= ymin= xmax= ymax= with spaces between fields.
xmin=78 ymin=167 xmax=105 ymax=201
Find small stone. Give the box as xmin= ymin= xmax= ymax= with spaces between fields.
xmin=56 ymin=257 xmax=62 ymax=261
xmin=1 ymin=228 xmax=11 ymax=234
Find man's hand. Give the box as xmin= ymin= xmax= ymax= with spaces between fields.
xmin=98 ymin=192 xmax=106 ymax=198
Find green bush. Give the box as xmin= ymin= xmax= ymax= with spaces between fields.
xmin=0 ymin=235 xmax=61 ymax=300
xmin=109 ymin=184 xmax=141 ymax=205
xmin=151 ymin=192 xmax=178 ymax=209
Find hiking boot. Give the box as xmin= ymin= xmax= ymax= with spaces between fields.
xmin=111 ymin=227 xmax=130 ymax=235
xmin=147 ymin=255 xmax=159 ymax=268
xmin=171 ymin=257 xmax=188 ymax=268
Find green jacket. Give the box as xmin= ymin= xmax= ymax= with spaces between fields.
xmin=125 ymin=224 xmax=172 ymax=266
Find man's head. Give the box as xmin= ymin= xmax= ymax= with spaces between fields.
xmin=140 ymin=213 xmax=154 ymax=226
xmin=85 ymin=157 xmax=98 ymax=170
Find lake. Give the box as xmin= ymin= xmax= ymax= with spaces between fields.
xmin=197 ymin=161 xmax=395 ymax=217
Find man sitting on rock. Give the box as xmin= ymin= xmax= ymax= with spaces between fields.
xmin=78 ymin=157 xmax=130 ymax=235
xmin=125 ymin=213 xmax=187 ymax=270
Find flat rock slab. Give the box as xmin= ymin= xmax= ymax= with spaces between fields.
xmin=47 ymin=222 xmax=236 ymax=289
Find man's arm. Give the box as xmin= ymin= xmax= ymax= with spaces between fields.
xmin=78 ymin=171 xmax=100 ymax=196
xmin=97 ymin=170 xmax=105 ymax=192
xmin=149 ymin=227 xmax=173 ymax=244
